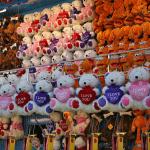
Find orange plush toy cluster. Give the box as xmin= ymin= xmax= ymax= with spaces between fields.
xmin=94 ymin=0 xmax=150 ymax=70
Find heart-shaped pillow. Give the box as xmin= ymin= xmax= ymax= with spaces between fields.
xmin=16 ymin=92 xmax=31 ymax=107
xmin=34 ymin=92 xmax=50 ymax=106
xmin=78 ymin=86 xmax=96 ymax=105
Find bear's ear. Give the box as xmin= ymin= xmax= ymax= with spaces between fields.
xmin=104 ymin=72 xmax=109 ymax=78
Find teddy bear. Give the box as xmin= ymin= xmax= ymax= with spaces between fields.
xmin=0 ymin=83 xmax=16 ymax=117
xmin=0 ymin=76 xmax=8 ymax=87
xmin=32 ymin=34 xmax=43 ymax=58
xmin=44 ymin=111 xmax=63 ymax=150
xmin=73 ymin=50 xmax=84 ymax=60
xmin=131 ymin=110 xmax=148 ymax=149
xmin=77 ymin=0 xmax=95 ymax=23
xmin=109 ymin=54 xmax=122 ymax=71
xmin=40 ymin=55 xmax=51 ymax=66
xmin=31 ymin=56 xmax=41 ymax=66
xmin=27 ymin=79 xmax=53 ymax=115
xmin=16 ymin=14 xmax=33 ymax=37
xmin=39 ymin=31 xmax=52 ymax=51
xmin=0 ymin=117 xmax=10 ymax=139
xmin=50 ymin=75 xmax=75 ymax=112
xmin=61 ymin=51 xmax=73 ymax=61
xmin=51 ymin=66 xmax=64 ymax=81
xmin=39 ymin=9 xmax=51 ymax=31
xmin=121 ymin=67 xmax=150 ymax=110
xmin=9 ymin=115 xmax=24 ymax=139
xmin=63 ymin=62 xmax=79 ymax=76
xmin=81 ymin=22 xmax=97 ymax=50
xmin=96 ymin=29 xmax=111 ymax=54
xmin=48 ymin=5 xmax=64 ymax=31
xmin=7 ymin=74 xmax=20 ymax=87
xmin=71 ymin=0 xmax=83 ymax=24
xmin=140 ymin=22 xmax=150 ymax=49
xmin=79 ymin=50 xmax=96 ymax=75
xmin=128 ymin=25 xmax=143 ymax=49
xmin=8 ymin=80 xmax=34 ymax=115
xmin=58 ymin=3 xmax=72 ymax=28
xmin=36 ymin=70 xmax=51 ymax=82
xmin=46 ymin=31 xmax=63 ymax=56
xmin=63 ymin=26 xmax=75 ymax=51
xmin=52 ymin=54 xmax=62 ymax=64
xmin=93 ymin=56 xmax=108 ymax=75
xmin=72 ymin=110 xmax=90 ymax=150
xmin=96 ymin=71 xmax=128 ymax=112
xmin=69 ymin=74 xmax=101 ymax=113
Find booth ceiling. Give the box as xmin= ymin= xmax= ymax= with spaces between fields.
xmin=0 ymin=0 xmax=72 ymax=18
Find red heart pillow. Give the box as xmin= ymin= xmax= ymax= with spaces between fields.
xmin=16 ymin=92 xmax=31 ymax=107
xmin=78 ymin=86 xmax=96 ymax=105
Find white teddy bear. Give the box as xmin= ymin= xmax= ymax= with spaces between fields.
xmin=0 ymin=77 xmax=8 ymax=87
xmin=52 ymin=55 xmax=62 ymax=64
xmin=7 ymin=74 xmax=20 ymax=87
xmin=84 ymin=50 xmax=96 ymax=58
xmin=8 ymin=80 xmax=33 ymax=115
xmin=36 ymin=70 xmax=51 ymax=82
xmin=69 ymin=74 xmax=101 ymax=113
xmin=41 ymin=55 xmax=51 ymax=66
xmin=71 ymin=0 xmax=83 ymax=24
xmin=27 ymin=80 xmax=53 ymax=115
xmin=61 ymin=51 xmax=73 ymax=61
xmin=121 ymin=67 xmax=150 ymax=110
xmin=50 ymin=75 xmax=75 ymax=112
xmin=82 ymin=22 xmax=97 ymax=49
xmin=0 ymin=84 xmax=16 ymax=117
xmin=46 ymin=31 xmax=63 ymax=56
xmin=31 ymin=56 xmax=41 ymax=66
xmin=73 ymin=50 xmax=84 ymax=60
xmin=97 ymin=71 xmax=127 ymax=112
xmin=32 ymin=34 xmax=43 ymax=58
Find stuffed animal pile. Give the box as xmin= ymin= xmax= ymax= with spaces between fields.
xmin=0 ymin=115 xmax=24 ymax=140
xmin=16 ymin=0 xmax=97 ymax=69
xmin=94 ymin=0 xmax=150 ymax=69
xmin=0 ymin=16 xmax=22 ymax=71
xmin=0 ymin=66 xmax=149 ymax=116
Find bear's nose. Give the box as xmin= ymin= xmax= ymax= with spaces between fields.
xmin=111 ymin=79 xmax=114 ymax=82
xmin=9 ymin=82 xmax=11 ymax=84
xmin=60 ymin=83 xmax=62 ymax=86
xmin=84 ymin=82 xmax=86 ymax=85
xmin=135 ymin=76 xmax=138 ymax=79
xmin=39 ymin=87 xmax=42 ymax=90
xmin=3 ymin=91 xmax=6 ymax=93
xmin=19 ymin=88 xmax=21 ymax=91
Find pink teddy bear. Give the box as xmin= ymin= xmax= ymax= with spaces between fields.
xmin=77 ymin=0 xmax=95 ymax=24
xmin=50 ymin=75 xmax=75 ymax=112
xmin=121 ymin=67 xmax=150 ymax=110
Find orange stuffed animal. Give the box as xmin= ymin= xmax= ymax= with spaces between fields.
xmin=93 ymin=56 xmax=108 ymax=75
xmin=131 ymin=51 xmax=146 ymax=67
xmin=79 ymin=59 xmax=95 ymax=75
xmin=119 ymin=53 xmax=133 ymax=71
xmin=131 ymin=0 xmax=148 ymax=15
xmin=131 ymin=110 xmax=148 ymax=150
xmin=108 ymin=54 xmax=122 ymax=71
xmin=108 ymin=28 xmax=123 ymax=53
xmin=128 ymin=25 xmax=143 ymax=49
xmin=118 ymin=26 xmax=130 ymax=51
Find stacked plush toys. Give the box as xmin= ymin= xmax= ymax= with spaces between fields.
xmin=16 ymin=0 xmax=97 ymax=71
xmin=94 ymin=0 xmax=150 ymax=69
